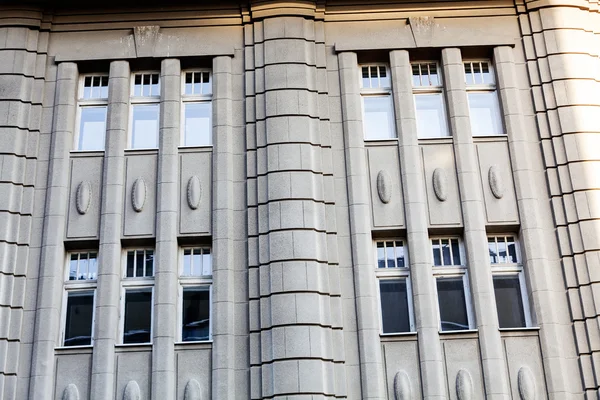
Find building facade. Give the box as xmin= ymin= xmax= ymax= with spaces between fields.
xmin=0 ymin=0 xmax=599 ymax=398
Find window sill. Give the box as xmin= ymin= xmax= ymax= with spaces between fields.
xmin=380 ymin=332 xmax=417 ymax=342
xmin=55 ymin=345 xmax=93 ymax=354
xmin=418 ymin=136 xmax=453 ymax=143
xmin=175 ymin=341 xmax=213 ymax=351
xmin=439 ymin=329 xmax=479 ymax=338
xmin=115 ymin=343 xmax=152 ymax=352
xmin=499 ymin=327 xmax=540 ymax=337
xmin=178 ymin=145 xmax=213 ymax=153
xmin=70 ymin=150 xmax=105 ymax=157
xmin=473 ymin=135 xmax=508 ymax=143
xmin=124 ymin=148 xmax=159 ymax=154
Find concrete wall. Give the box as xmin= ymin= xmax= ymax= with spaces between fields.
xmin=0 ymin=0 xmax=595 ymax=399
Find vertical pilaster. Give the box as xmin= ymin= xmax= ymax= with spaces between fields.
xmin=338 ymin=50 xmax=386 ymax=399
xmin=91 ymin=60 xmax=129 ymax=400
xmin=442 ymin=48 xmax=510 ymax=399
xmin=389 ymin=50 xmax=447 ymax=399
xmin=151 ymin=58 xmax=180 ymax=400
xmin=211 ymin=55 xmax=236 ymax=400
xmin=494 ymin=45 xmax=581 ymax=399
xmin=29 ymin=62 xmax=78 ymax=399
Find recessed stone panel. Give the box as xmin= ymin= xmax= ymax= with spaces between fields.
xmin=421 ymin=143 xmax=462 ymax=227
xmin=382 ymin=340 xmax=422 ymax=399
xmin=176 ymin=348 xmax=212 ymax=400
xmin=441 ymin=338 xmax=485 ymax=400
xmin=123 ymin=152 xmax=157 ymax=237
xmin=66 ymin=155 xmax=103 ymax=239
xmin=54 ymin=353 xmax=92 ymax=400
xmin=179 ymin=150 xmax=212 ymax=235
xmin=115 ymin=350 xmax=151 ymax=400
xmin=503 ymin=335 xmax=548 ymax=400
xmin=366 ymin=145 xmax=404 ymax=229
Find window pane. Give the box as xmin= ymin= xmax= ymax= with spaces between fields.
xmin=468 ymin=92 xmax=503 ymax=136
xmin=78 ymin=107 xmax=107 ymax=150
xmin=184 ymin=102 xmax=212 ymax=146
xmin=183 ymin=249 xmax=192 ymax=276
xmin=64 ymin=291 xmax=94 ymax=346
xmin=415 ymin=94 xmax=449 ymax=138
xmin=145 ymin=250 xmax=154 ymax=277
xmin=201 ymin=72 xmax=211 ymax=94
xmin=385 ymin=241 xmax=395 ymax=268
xmin=142 ymin=74 xmax=151 ymax=96
xmin=377 ymin=242 xmax=385 ymax=268
xmin=202 ymin=249 xmax=212 ymax=276
xmin=379 ymin=279 xmax=410 ymax=333
xmin=185 ymin=72 xmax=193 ymax=95
xmin=437 ymin=277 xmax=469 ymax=331
xmin=182 ymin=287 xmax=210 ymax=341
xmin=493 ymin=275 xmax=526 ymax=328
xmin=78 ymin=253 xmax=88 ymax=280
xmin=396 ymin=244 xmax=405 ymax=268
xmin=151 ymin=74 xmax=160 ymax=96
xmin=363 ymin=96 xmax=395 ymax=139
xmin=497 ymin=238 xmax=507 ymax=263
xmin=193 ymin=250 xmax=202 ymax=276
xmin=432 ymin=240 xmax=441 ymax=266
xmin=441 ymin=239 xmax=451 ymax=266
xmin=100 ymin=76 xmax=109 ymax=98
xmin=488 ymin=237 xmax=498 ymax=264
xmin=126 ymin=251 xmax=135 ymax=278
xmin=123 ymin=289 xmax=152 ymax=344
xmin=507 ymin=238 xmax=517 ymax=263
xmin=451 ymin=239 xmax=461 ymax=265
xmin=361 ymin=67 xmax=370 ymax=88
xmin=136 ymin=251 xmax=144 ymax=277
xmin=69 ymin=254 xmax=78 ymax=281
xmin=131 ymin=104 xmax=159 ymax=149
xmin=88 ymin=253 xmax=97 ymax=280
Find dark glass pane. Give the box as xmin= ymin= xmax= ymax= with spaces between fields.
xmin=78 ymin=253 xmax=88 ymax=280
xmin=134 ymin=74 xmax=141 ymax=96
xmin=361 ymin=67 xmax=370 ymax=88
xmin=377 ymin=242 xmax=385 ymax=268
xmin=488 ymin=237 xmax=497 ymax=264
xmin=64 ymin=292 xmax=94 ymax=346
xmin=441 ymin=239 xmax=451 ymax=266
xmin=145 ymin=250 xmax=154 ymax=277
xmin=493 ymin=275 xmax=526 ymax=328
xmin=411 ymin=64 xmax=421 ymax=86
xmin=182 ymin=288 xmax=210 ymax=341
xmin=183 ymin=249 xmax=192 ymax=276
xmin=193 ymin=249 xmax=202 ymax=276
xmin=432 ymin=240 xmax=441 ymax=266
xmin=100 ymin=76 xmax=109 ymax=98
xmin=396 ymin=244 xmax=405 ymax=268
xmin=451 ymin=239 xmax=461 ymax=265
xmin=131 ymin=104 xmax=159 ymax=149
xmin=497 ymin=238 xmax=507 ymax=263
xmin=202 ymin=249 xmax=212 ymax=275
xmin=385 ymin=241 xmax=395 ymax=268
xmin=126 ymin=251 xmax=134 ymax=277
xmin=379 ymin=279 xmax=410 ymax=333
xmin=84 ymin=76 xmax=92 ymax=87
xmin=507 ymin=237 xmax=517 ymax=263
xmin=69 ymin=254 xmax=78 ymax=280
xmin=428 ymin=63 xmax=439 ymax=86
xmin=201 ymin=72 xmax=211 ymax=94
xmin=136 ymin=251 xmax=144 ymax=277
xmin=437 ymin=278 xmax=469 ymax=331
xmin=185 ymin=72 xmax=193 ymax=95
xmin=151 ymin=74 xmax=160 ymax=96
xmin=123 ymin=290 xmax=152 ymax=344
xmin=88 ymin=253 xmax=97 ymax=280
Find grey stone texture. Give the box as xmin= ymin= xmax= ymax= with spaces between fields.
xmin=0 ymin=1 xmax=597 ymax=399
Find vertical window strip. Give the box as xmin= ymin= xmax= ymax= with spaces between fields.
xmin=464 ymin=61 xmax=494 ymax=86
xmin=126 ymin=249 xmax=154 ymax=278
xmin=432 ymin=238 xmax=461 ymax=267
xmin=82 ymin=75 xmax=109 ymax=100
xmin=133 ymin=73 xmax=160 ymax=97
xmin=184 ymin=71 xmax=212 ymax=96
xmin=182 ymin=247 xmax=212 ymax=276
xmin=361 ymin=65 xmax=390 ymax=89
xmin=68 ymin=252 xmax=98 ymax=281
xmin=376 ymin=240 xmax=405 ymax=268
xmin=412 ymin=62 xmax=440 ymax=88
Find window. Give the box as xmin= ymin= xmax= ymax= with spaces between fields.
xmin=412 ymin=62 xmax=449 ymax=138
xmin=375 ymin=240 xmax=414 ymax=334
xmin=360 ymin=65 xmax=396 ymax=140
xmin=179 ymin=247 xmax=212 ymax=342
xmin=75 ymin=75 xmax=108 ymax=151
xmin=488 ymin=236 xmax=531 ymax=328
xmin=182 ymin=71 xmax=212 ymax=146
xmin=130 ymin=73 xmax=160 ymax=149
xmin=121 ymin=249 xmax=154 ymax=344
xmin=62 ymin=251 xmax=97 ymax=346
xmin=464 ymin=61 xmax=503 ymax=136
xmin=431 ymin=238 xmax=473 ymax=332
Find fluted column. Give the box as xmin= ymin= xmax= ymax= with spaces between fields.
xmin=29 ymin=62 xmax=78 ymax=399
xmin=389 ymin=49 xmax=447 ymax=399
xmin=338 ymin=50 xmax=386 ymax=399
xmin=90 ymin=60 xmax=129 ymax=400
xmin=442 ymin=48 xmax=510 ymax=399
xmin=151 ymin=58 xmax=180 ymax=399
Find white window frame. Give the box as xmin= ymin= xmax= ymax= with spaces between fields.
xmin=464 ymin=60 xmax=504 ymax=136
xmin=374 ymin=239 xmax=415 ymax=335
xmin=74 ymin=74 xmax=108 ymax=151
xmin=119 ymin=248 xmax=155 ymax=345
xmin=60 ymin=251 xmax=98 ymax=348
xmin=430 ymin=237 xmax=475 ymax=332
xmin=488 ymin=235 xmax=532 ymax=328
xmin=180 ymin=69 xmax=213 ymax=147
xmin=178 ymin=246 xmax=213 ymax=343
xmin=128 ymin=71 xmax=161 ymax=150
xmin=411 ymin=61 xmax=450 ymax=138
xmin=359 ymin=64 xmax=396 ymax=140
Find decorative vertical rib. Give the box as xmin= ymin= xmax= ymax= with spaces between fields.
xmin=151 ymin=58 xmax=181 ymax=400
xmin=442 ymin=48 xmax=510 ymax=399
xmin=90 ymin=60 xmax=130 ymax=400
xmin=494 ymin=45 xmax=581 ymax=396
xmin=29 ymin=62 xmax=78 ymax=399
xmin=211 ymin=55 xmax=236 ymax=399
xmin=389 ymin=49 xmax=447 ymax=399
xmin=338 ymin=50 xmax=386 ymax=399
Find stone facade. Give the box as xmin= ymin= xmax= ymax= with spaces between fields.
xmin=0 ymin=0 xmax=598 ymax=399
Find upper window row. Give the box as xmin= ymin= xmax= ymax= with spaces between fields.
xmin=75 ymin=71 xmax=212 ymax=151
xmin=360 ymin=61 xmax=503 ymax=140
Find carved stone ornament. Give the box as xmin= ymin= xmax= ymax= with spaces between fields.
xmin=131 ymin=177 xmax=147 ymax=213
xmin=62 ymin=384 xmax=80 ymax=400
xmin=456 ymin=369 xmax=473 ymax=400
xmin=123 ymin=380 xmax=141 ymax=400
xmin=393 ymin=371 xmax=412 ymax=400
xmin=432 ymin=168 xmax=448 ymax=202
xmin=518 ymin=366 xmax=536 ymax=400
xmin=488 ymin=165 xmax=505 ymax=199
xmin=184 ymin=378 xmax=202 ymax=400
xmin=408 ymin=16 xmax=436 ymax=47
xmin=75 ymin=181 xmax=92 ymax=215
xmin=187 ymin=175 xmax=202 ymax=210
xmin=133 ymin=25 xmax=160 ymax=58
xmin=376 ymin=170 xmax=392 ymax=204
